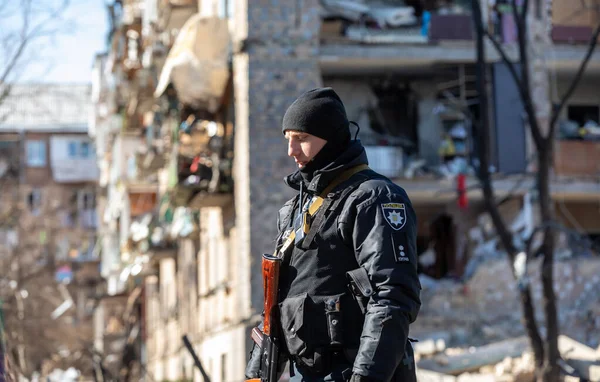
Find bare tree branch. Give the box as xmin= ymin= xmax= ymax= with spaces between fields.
xmin=511 ymin=0 xmax=545 ymax=149
xmin=472 ymin=0 xmax=546 ymax=368
xmin=0 ymin=0 xmax=70 ymax=107
xmin=549 ymin=22 xmax=600 ymax=139
xmin=521 ymin=0 xmax=530 ymax=21
xmin=0 ymin=83 xmax=13 ymax=106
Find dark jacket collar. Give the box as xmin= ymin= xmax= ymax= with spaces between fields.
xmin=284 ymin=140 xmax=368 ymax=195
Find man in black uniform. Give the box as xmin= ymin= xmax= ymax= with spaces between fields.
xmin=245 ymin=88 xmax=421 ymax=382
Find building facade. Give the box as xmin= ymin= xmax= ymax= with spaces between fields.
xmin=0 ymin=84 xmax=101 ymax=377
xmin=90 ymin=0 xmax=600 ymax=381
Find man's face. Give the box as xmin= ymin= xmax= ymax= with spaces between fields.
xmin=285 ymin=130 xmax=327 ymax=169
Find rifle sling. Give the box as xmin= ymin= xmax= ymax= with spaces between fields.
xmin=275 ymin=164 xmax=369 ymax=257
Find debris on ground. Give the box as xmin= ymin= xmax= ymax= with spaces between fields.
xmin=416 ymin=335 xmax=600 ymax=381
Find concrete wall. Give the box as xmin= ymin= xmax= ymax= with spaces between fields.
xmin=229 ymin=0 xmax=323 ymax=378
xmin=236 ymin=0 xmax=323 ymax=310
xmin=198 ymin=325 xmax=247 ymax=382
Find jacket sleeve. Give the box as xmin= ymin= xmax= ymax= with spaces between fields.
xmin=339 ymin=188 xmax=421 ymax=382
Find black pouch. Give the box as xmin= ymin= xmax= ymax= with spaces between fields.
xmin=325 ymin=295 xmax=343 ymax=347
xmin=346 ymin=267 xmax=374 ymax=314
xmin=279 ymin=293 xmax=309 ymax=358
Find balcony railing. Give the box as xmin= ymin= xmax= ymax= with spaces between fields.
xmin=552 ymin=25 xmax=597 ymax=45
xmin=80 ymin=209 xmax=99 ymax=229
xmin=320 ymin=1 xmax=475 ymax=45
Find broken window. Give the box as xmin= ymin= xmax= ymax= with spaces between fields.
xmin=79 ymin=190 xmax=98 ymax=229
xmin=559 ymin=104 xmax=600 ymax=141
xmin=62 ymin=190 xmax=97 ymax=228
xmin=367 ymin=85 xmax=419 ymax=153
xmin=27 ymin=189 xmax=43 ymax=215
xmin=81 ymin=190 xmax=97 ymax=210
xmin=62 ymin=190 xmax=79 ymax=227
xmin=417 ymin=211 xmax=473 ymax=280
xmin=0 ymin=140 xmax=19 ymax=179
xmin=567 ymin=105 xmax=599 ymax=127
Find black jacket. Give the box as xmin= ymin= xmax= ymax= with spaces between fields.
xmin=246 ymin=141 xmax=421 ymax=382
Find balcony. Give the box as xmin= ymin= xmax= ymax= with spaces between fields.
xmin=320 ymin=1 xmax=473 ymax=46
xmin=320 ymin=1 xmax=600 ymax=77
xmin=122 ymin=0 xmax=144 ymax=25
xmin=50 ymin=136 xmax=99 ymax=183
xmin=551 ymin=0 xmax=599 ymax=45
xmin=325 ymin=71 xmax=476 ymax=184
xmin=169 ymin=116 xmax=234 ymax=208
xmin=156 ymin=0 xmax=198 ymax=45
xmin=123 ymin=141 xmax=161 ymax=218
xmin=125 ymin=208 xmax=182 ymax=262
xmin=555 ymin=108 xmax=600 ymax=178
xmin=126 ymin=139 xmax=168 ymax=186
xmin=128 ymin=188 xmax=158 ymax=217
xmin=80 ymin=209 xmax=99 ymax=229
xmin=69 ymin=236 xmax=100 ymax=263
xmin=319 ymin=2 xmax=478 ymax=75
xmin=552 ymin=25 xmax=597 ymax=45
xmin=364 ymin=146 xmax=404 ymax=178
xmin=554 ymin=140 xmax=600 ymax=177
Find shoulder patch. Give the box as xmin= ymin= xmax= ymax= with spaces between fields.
xmin=381 ymin=202 xmax=407 ymax=231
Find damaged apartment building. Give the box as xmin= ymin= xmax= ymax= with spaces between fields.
xmin=0 ymin=84 xmax=102 ymax=377
xmin=90 ymin=0 xmax=600 ymax=381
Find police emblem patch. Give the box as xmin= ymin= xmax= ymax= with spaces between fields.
xmin=381 ymin=203 xmax=407 ymax=231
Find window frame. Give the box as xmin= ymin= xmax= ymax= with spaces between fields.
xmin=26 ymin=140 xmax=47 ymax=167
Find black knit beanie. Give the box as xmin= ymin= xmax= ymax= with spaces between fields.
xmin=282 ymin=88 xmax=351 ymax=179
xmin=282 ymin=87 xmax=351 ymax=144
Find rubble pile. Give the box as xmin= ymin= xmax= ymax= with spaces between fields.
xmin=415 ymin=339 xmax=537 ymax=382
xmin=413 ymin=202 xmax=600 ymax=380
xmin=414 ymin=255 xmax=600 ymax=347
xmin=474 ymin=352 xmax=535 ymax=382
xmin=416 ymin=336 xmax=600 ymax=381
xmin=414 ymin=194 xmax=600 ymax=348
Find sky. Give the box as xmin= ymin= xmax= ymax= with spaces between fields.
xmin=7 ymin=0 xmax=109 ymax=84
xmin=45 ymin=0 xmax=109 ymax=83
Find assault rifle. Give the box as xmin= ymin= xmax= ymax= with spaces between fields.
xmin=246 ymin=253 xmax=283 ymax=382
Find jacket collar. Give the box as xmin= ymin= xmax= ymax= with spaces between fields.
xmin=284 ymin=140 xmax=369 ymax=195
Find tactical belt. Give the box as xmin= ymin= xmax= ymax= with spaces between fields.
xmin=274 ymin=164 xmax=369 ymax=257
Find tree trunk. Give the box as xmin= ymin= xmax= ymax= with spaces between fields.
xmin=471 ymin=0 xmax=545 ymax=368
xmin=525 ymin=0 xmax=560 ymax=379
xmin=537 ymin=143 xmax=560 ymax=382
